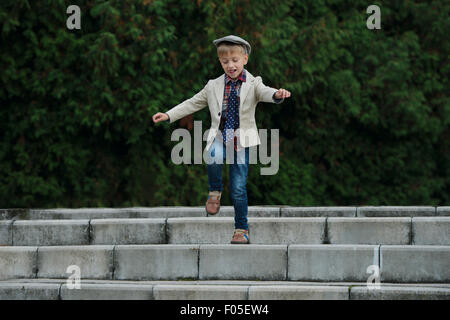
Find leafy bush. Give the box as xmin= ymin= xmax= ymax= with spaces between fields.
xmin=0 ymin=0 xmax=448 ymax=207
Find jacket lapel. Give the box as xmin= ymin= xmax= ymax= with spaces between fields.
xmin=213 ymin=70 xmax=254 ymax=111
xmin=214 ymin=76 xmax=225 ymax=109
xmin=239 ymin=79 xmax=250 ymax=108
xmin=239 ymin=70 xmax=254 ymax=108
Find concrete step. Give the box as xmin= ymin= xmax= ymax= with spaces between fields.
xmin=1 ymin=206 xmax=448 ymax=220
xmin=0 ymin=207 xmax=280 ymax=220
xmin=167 ymin=217 xmax=325 ymax=244
xmin=1 ymin=217 xmax=449 ymax=246
xmin=0 ymin=244 xmax=448 ymax=283
xmin=0 ymin=279 xmax=449 ymax=300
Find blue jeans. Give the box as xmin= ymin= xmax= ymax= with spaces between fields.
xmin=207 ymin=138 xmax=250 ymax=230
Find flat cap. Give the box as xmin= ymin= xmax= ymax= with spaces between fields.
xmin=213 ymin=35 xmax=251 ymax=55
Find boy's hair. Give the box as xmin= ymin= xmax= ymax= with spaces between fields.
xmin=217 ymin=41 xmax=249 ymax=56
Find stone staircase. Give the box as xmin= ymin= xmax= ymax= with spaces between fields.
xmin=0 ymin=206 xmax=449 ymax=300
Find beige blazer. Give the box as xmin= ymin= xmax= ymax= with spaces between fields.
xmin=165 ymin=70 xmax=283 ymax=152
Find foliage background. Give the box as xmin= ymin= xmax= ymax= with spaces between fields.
xmin=0 ymin=0 xmax=448 ymax=208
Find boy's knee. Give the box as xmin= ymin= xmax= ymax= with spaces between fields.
xmin=230 ymin=185 xmax=247 ymax=200
xmin=207 ymin=145 xmax=224 ymax=164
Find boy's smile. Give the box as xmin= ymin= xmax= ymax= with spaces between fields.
xmin=218 ymin=49 xmax=248 ymax=80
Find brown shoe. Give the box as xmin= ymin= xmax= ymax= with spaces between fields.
xmin=231 ymin=229 xmax=250 ymax=244
xmin=205 ymin=191 xmax=221 ymax=215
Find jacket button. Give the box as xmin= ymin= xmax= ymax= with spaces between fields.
xmin=218 ymin=112 xmax=221 ymax=116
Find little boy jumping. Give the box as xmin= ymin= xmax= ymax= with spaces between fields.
xmin=153 ymin=35 xmax=291 ymax=244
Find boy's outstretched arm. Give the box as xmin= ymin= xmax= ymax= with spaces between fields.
xmin=274 ymin=88 xmax=291 ymax=100
xmin=152 ymin=81 xmax=210 ymax=124
xmin=255 ymin=76 xmax=291 ymax=104
xmin=152 ymin=112 xmax=169 ymax=123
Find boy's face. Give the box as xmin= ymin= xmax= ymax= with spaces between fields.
xmin=218 ymin=47 xmax=248 ymax=79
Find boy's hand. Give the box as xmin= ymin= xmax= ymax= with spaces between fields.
xmin=275 ymin=88 xmax=291 ymax=99
xmin=152 ymin=112 xmax=169 ymax=123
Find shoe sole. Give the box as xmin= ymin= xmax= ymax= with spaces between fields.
xmin=230 ymin=241 xmax=249 ymax=244
xmin=231 ymin=235 xmax=250 ymax=244
xmin=205 ymin=207 xmax=220 ymax=215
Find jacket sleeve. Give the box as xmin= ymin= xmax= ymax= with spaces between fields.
xmin=254 ymin=76 xmax=284 ymax=104
xmin=165 ymin=81 xmax=210 ymax=123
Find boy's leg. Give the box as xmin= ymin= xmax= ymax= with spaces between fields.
xmin=206 ymin=138 xmax=225 ymax=215
xmin=207 ymin=138 xmax=225 ymax=192
xmin=229 ymin=146 xmax=250 ymax=232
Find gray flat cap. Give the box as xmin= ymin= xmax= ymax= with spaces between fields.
xmin=213 ymin=35 xmax=251 ymax=55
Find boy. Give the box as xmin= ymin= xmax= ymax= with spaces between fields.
xmin=153 ymin=35 xmax=291 ymax=244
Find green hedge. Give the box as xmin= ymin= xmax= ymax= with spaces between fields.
xmin=0 ymin=0 xmax=448 ymax=208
